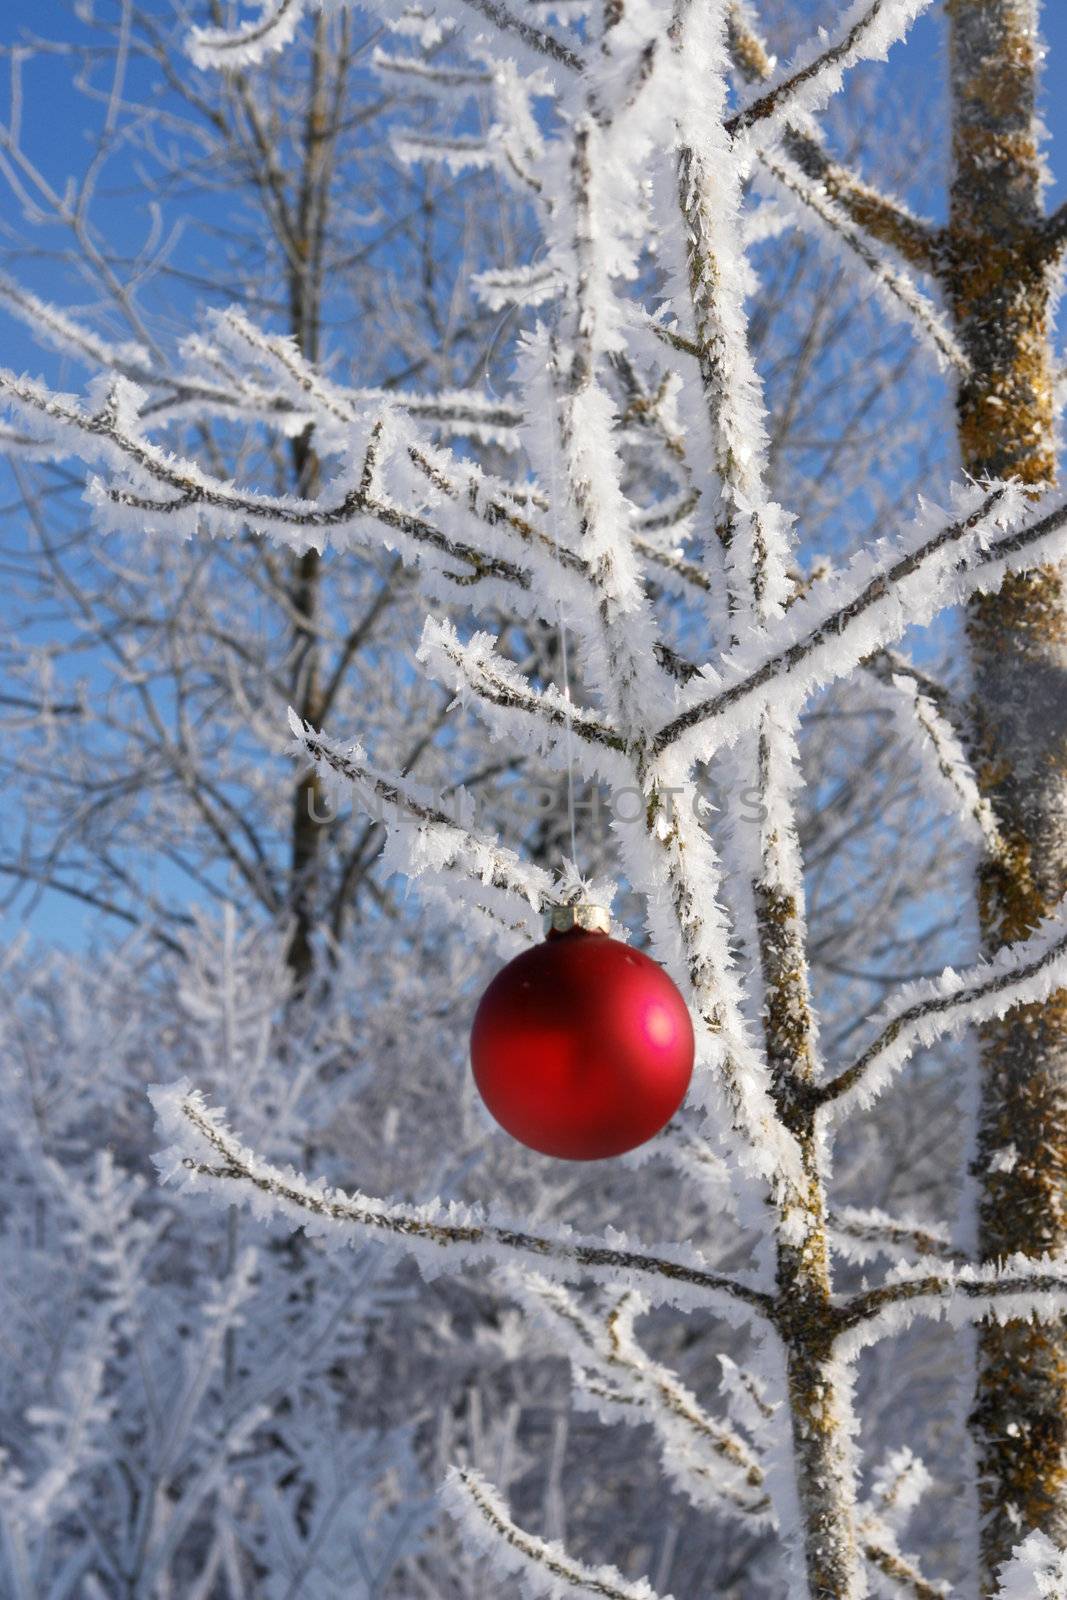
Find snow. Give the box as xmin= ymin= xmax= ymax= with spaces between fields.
xmin=995 ymin=1532 xmax=1067 ymax=1599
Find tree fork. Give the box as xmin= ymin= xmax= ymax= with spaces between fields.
xmin=946 ymin=0 xmax=1067 ymax=1574
xmin=759 ymin=868 xmax=860 ymax=1596
xmin=773 ymin=1101 xmax=860 ymax=1600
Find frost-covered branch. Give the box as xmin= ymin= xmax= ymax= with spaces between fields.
xmin=723 ymin=0 xmax=955 ymax=383
xmin=152 ymin=1086 xmax=775 ymax=1317
xmin=725 ymin=4 xmax=940 ymax=273
xmin=0 ymin=272 xmax=154 ymax=381
xmin=840 ymin=1256 xmax=1067 ymax=1346
xmin=442 ymin=1468 xmax=671 ymax=1599
xmin=195 ymin=307 xmax=524 ymax=449
xmin=290 ymin=711 xmax=551 ymax=936
xmin=830 ymin=1207 xmax=965 ymax=1267
xmin=521 ymin=1277 xmax=944 ymax=1588
xmin=0 ymin=371 xmax=531 ymax=594
xmin=454 ymin=0 xmax=583 ymax=73
xmin=778 ymin=135 xmax=941 ymax=275
xmin=863 ymin=654 xmax=1006 ymax=859
xmin=818 ymin=900 xmax=1067 ymax=1111
xmin=187 ymin=0 xmax=306 ymax=69
xmin=726 ymin=0 xmax=932 ymax=143
xmin=858 ymin=1525 xmax=948 ymax=1599
xmin=396 ymin=443 xmax=603 ymax=613
xmin=188 ymin=0 xmax=582 ymax=74
xmin=757 ymin=148 xmax=965 ymax=373
xmin=517 ymin=1277 xmax=772 ymax=1520
xmin=417 ymin=618 xmax=629 ymax=769
xmin=654 ymin=481 xmax=1067 ymax=761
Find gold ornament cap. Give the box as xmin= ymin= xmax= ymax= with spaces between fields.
xmin=543 ymin=903 xmax=611 ymax=937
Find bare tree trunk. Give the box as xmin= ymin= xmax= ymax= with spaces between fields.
xmin=947 ymin=0 xmax=1067 ymax=1575
xmin=777 ymin=1156 xmax=860 ymax=1600
xmin=759 ymin=800 xmax=857 ymax=1594
xmin=284 ymin=14 xmax=338 ymax=989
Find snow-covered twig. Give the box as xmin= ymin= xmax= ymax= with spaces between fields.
xmin=442 ymin=1467 xmax=672 ymax=1599
xmin=757 ymin=148 xmax=965 ymax=374
xmin=830 ymin=1207 xmax=964 ymax=1267
xmin=840 ymin=1255 xmax=1067 ymax=1345
xmin=203 ymin=306 xmax=524 ymax=449
xmin=726 ymin=0 xmax=932 ymax=143
xmin=858 ymin=1524 xmax=948 ymax=1598
xmin=654 ymin=481 xmax=1067 ymax=762
xmin=187 ymin=0 xmax=306 ymax=69
xmin=0 ymin=370 xmax=532 ymax=594
xmin=151 ymin=1086 xmax=775 ymax=1317
xmin=863 ymin=656 xmax=1006 ymax=858
xmin=417 ymin=618 xmax=629 ymax=767
xmin=290 ymin=711 xmax=552 ymax=923
xmin=455 ymin=0 xmax=583 ymax=73
xmin=0 ymin=272 xmax=152 ymax=379
xmin=517 ymin=1278 xmax=772 ymax=1520
xmin=819 ymin=900 xmax=1067 ymax=1111
xmin=725 ymin=4 xmax=940 ymax=273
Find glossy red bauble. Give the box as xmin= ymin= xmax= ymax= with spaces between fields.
xmin=470 ymin=926 xmax=694 ymax=1160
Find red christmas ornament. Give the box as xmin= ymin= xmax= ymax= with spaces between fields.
xmin=470 ymin=906 xmax=695 ymax=1160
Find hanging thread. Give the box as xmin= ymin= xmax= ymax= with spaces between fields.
xmin=545 ymin=319 xmax=581 ymax=876
xmin=557 ymin=602 xmax=579 ymax=869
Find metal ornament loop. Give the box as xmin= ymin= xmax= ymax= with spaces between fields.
xmin=543 ymin=903 xmax=611 ymax=936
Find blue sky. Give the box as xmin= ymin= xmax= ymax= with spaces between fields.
xmin=1 ymin=0 xmax=1067 ymax=951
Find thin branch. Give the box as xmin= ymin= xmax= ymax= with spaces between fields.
xmin=862 ymin=649 xmax=960 ymax=725
xmin=863 ymin=653 xmax=1006 ymax=859
xmin=0 ymin=372 xmax=531 ymax=593
xmin=442 ymin=1468 xmax=671 ymax=1600
xmin=187 ymin=0 xmax=304 ymax=70
xmin=725 ymin=4 xmax=940 ymax=273
xmin=417 ymin=618 xmax=628 ymax=757
xmin=153 ymin=1089 xmax=775 ymax=1318
xmin=725 ymin=0 xmax=930 ymax=142
xmin=518 ymin=1278 xmax=771 ymax=1518
xmin=841 ymin=1260 xmax=1067 ymax=1339
xmin=781 ymin=133 xmax=941 ymax=273
xmin=819 ymin=900 xmax=1067 ymax=1109
xmin=292 ymin=714 xmax=553 ymax=912
xmin=404 ymin=446 xmax=589 ymax=582
xmin=858 ymin=1524 xmax=948 ymax=1599
xmin=758 ymin=148 xmax=964 ymax=372
xmin=654 ymin=483 xmax=1067 ymax=758
xmin=0 ymin=861 xmax=187 ymax=953
xmin=207 ymin=305 xmax=523 ymax=443
xmin=830 ymin=1207 xmax=966 ymax=1266
xmin=464 ymin=0 xmax=582 ymax=71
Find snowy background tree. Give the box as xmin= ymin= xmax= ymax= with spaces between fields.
xmin=5 ymin=0 xmax=1067 ymax=1595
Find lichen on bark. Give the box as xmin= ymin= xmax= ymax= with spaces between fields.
xmin=947 ymin=0 xmax=1067 ymax=1574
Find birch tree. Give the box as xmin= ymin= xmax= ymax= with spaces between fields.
xmin=6 ymin=0 xmax=1067 ymax=1595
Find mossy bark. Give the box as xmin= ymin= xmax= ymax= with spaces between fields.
xmin=773 ymin=1123 xmax=859 ymax=1599
xmin=758 ymin=870 xmax=860 ymax=1596
xmin=946 ymin=0 xmax=1067 ymax=1576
